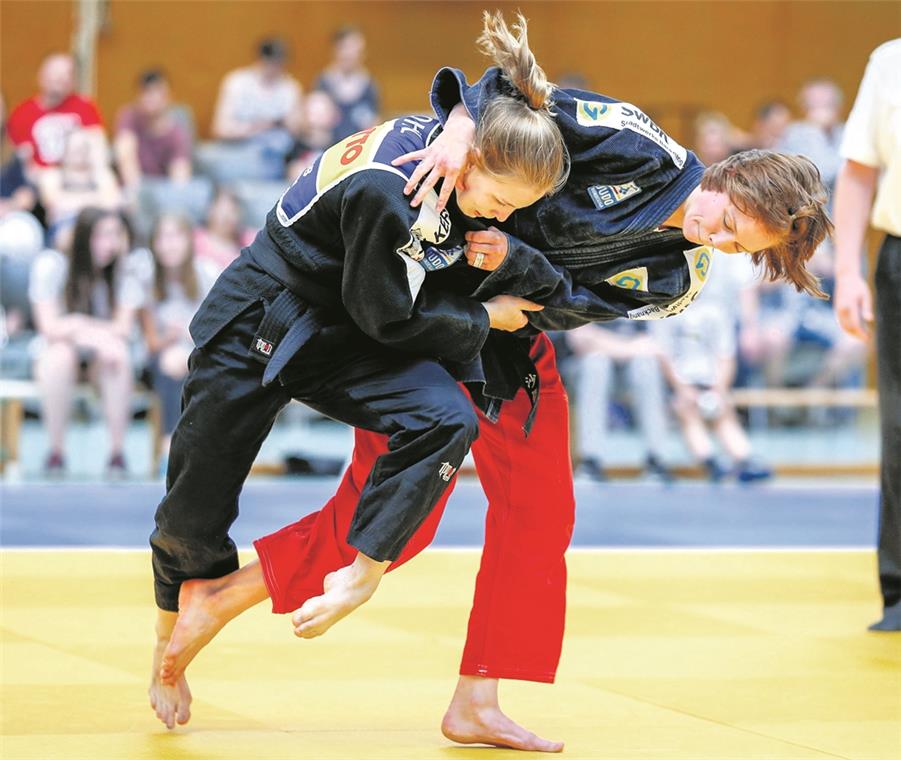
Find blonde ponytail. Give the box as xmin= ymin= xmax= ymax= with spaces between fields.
xmin=477 ymin=10 xmax=554 ymax=111
xmin=471 ymin=11 xmax=568 ymax=195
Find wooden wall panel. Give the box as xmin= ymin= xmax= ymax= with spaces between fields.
xmin=2 ymin=1 xmax=899 ymax=142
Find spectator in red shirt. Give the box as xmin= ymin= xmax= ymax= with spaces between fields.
xmin=114 ymin=69 xmax=193 ymax=200
xmin=7 ymin=52 xmax=105 ymax=175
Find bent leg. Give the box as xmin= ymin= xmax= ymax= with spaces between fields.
xmin=150 ymin=303 xmax=291 ymax=613
xmin=263 ymin=353 xmax=477 ymax=636
xmin=255 ymin=426 xmax=459 ymax=614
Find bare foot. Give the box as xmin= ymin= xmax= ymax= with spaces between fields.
xmin=441 ymin=676 xmax=563 ymax=752
xmin=159 ymin=578 xmax=227 ymax=686
xmin=149 ymin=634 xmax=192 ymax=729
xmin=291 ymin=562 xmax=381 ymax=638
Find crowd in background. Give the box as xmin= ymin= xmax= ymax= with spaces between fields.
xmin=0 ymin=30 xmax=868 ymax=481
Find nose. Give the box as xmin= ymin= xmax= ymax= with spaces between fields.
xmin=708 ymin=230 xmax=733 ymax=249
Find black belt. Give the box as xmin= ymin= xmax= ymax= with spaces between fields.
xmin=246 ymin=230 xmax=341 ymax=310
xmin=244 ymin=233 xmax=341 ymax=386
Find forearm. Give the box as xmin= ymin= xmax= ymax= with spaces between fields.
xmin=37 ymin=312 xmax=90 ymax=342
xmin=168 ymin=157 xmax=192 ymax=182
xmin=833 ymin=160 xmax=879 ymax=277
xmin=114 ymin=133 xmax=142 ymax=189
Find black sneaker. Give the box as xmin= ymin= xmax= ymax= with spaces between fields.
xmin=735 ymin=458 xmax=773 ymax=483
xmin=44 ymin=451 xmax=65 ymax=477
xmin=868 ymin=604 xmax=901 ymax=632
xmin=644 ymin=455 xmax=675 ymax=483
xmin=576 ymin=458 xmax=608 ymax=482
xmin=106 ymin=452 xmax=128 ymax=480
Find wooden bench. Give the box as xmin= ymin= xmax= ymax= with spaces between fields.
xmin=729 ymin=387 xmax=878 ymax=409
xmin=0 ymin=379 xmax=162 ymax=476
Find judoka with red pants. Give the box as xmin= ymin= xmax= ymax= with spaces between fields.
xmin=256 ymin=331 xmax=574 ymax=683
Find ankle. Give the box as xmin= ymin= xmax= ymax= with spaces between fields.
xmin=349 ymin=554 xmax=390 ymax=588
xmin=453 ymin=676 xmax=500 ymax=709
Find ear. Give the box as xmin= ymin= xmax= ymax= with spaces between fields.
xmin=456 ymin=164 xmax=471 ymax=192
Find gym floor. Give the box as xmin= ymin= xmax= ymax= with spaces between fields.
xmin=1 ymin=477 xmax=898 ymax=759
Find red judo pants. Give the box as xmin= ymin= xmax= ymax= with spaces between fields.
xmin=254 ymin=334 xmax=575 ymax=683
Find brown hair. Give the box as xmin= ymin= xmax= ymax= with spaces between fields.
xmin=472 ymin=11 xmax=568 ymax=195
xmin=150 ymin=212 xmax=198 ymax=302
xmin=701 ymin=150 xmax=832 ymax=299
xmin=65 ymin=207 xmax=134 ymax=315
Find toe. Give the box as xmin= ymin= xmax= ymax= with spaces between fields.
xmin=524 ymin=733 xmax=563 ymax=753
xmin=176 ymin=702 xmax=191 ymax=725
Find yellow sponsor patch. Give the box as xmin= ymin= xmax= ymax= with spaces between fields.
xmin=606 ymin=267 xmax=649 ymax=292
xmin=690 ymin=246 xmax=712 ymax=281
xmin=316 ymin=121 xmax=393 ymax=192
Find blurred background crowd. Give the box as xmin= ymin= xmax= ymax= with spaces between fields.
xmin=0 ymin=1 xmax=888 ymax=483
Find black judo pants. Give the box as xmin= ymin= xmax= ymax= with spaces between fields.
xmin=150 ymin=298 xmax=479 ymax=612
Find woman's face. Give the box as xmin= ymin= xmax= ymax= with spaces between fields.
xmin=680 ymin=187 xmax=779 ymax=255
xmin=454 ymin=166 xmax=545 ymax=223
xmin=90 ymin=215 xmax=128 ymax=268
xmin=153 ymin=217 xmax=191 ymax=269
xmin=63 ymin=130 xmax=93 ymax=170
xmin=208 ymin=193 xmax=241 ymax=234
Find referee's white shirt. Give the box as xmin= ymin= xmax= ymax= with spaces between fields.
xmin=840 ymin=38 xmax=901 ymax=237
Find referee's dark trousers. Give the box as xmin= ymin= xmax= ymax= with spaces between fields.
xmin=875 ymin=233 xmax=901 ymax=622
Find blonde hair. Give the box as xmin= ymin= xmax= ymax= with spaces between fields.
xmin=702 ymin=150 xmax=832 ymax=299
xmin=471 ymin=11 xmax=568 ymax=195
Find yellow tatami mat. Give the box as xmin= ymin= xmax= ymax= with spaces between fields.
xmin=1 ymin=549 xmax=899 ymax=759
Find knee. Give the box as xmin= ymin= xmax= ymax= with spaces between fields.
xmin=159 ymin=345 xmax=190 ymax=379
xmin=103 ymin=340 xmax=131 ymax=372
xmin=435 ymin=398 xmax=480 ymax=449
xmin=35 ymin=341 xmax=78 ymax=377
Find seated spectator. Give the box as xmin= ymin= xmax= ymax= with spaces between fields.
xmin=566 ymin=322 xmax=673 ymax=482
xmin=693 ymin=111 xmax=738 ymax=166
xmin=141 ymin=213 xmax=216 ymax=469
xmin=193 ymin=187 xmax=254 ymax=274
xmin=778 ymin=79 xmax=845 ymax=192
xmin=6 ymin=52 xmax=105 ymax=178
xmin=747 ymin=99 xmax=792 ymax=150
xmin=314 ymin=26 xmax=379 ymax=142
xmin=1 ymin=94 xmax=37 ymax=217
xmin=285 ymin=90 xmax=340 ymax=179
xmin=738 ymin=277 xmax=803 ymax=389
xmin=555 ymin=71 xmax=590 ymax=91
xmin=0 ymin=211 xmax=44 ymax=379
xmin=37 ymin=128 xmax=123 ymax=248
xmin=655 ymin=256 xmax=771 ymax=482
xmin=28 ymin=207 xmax=146 ymax=477
xmin=743 ymin=248 xmax=867 ymax=396
xmin=114 ymin=69 xmax=192 ymax=201
xmin=210 ymin=38 xmax=302 ymax=180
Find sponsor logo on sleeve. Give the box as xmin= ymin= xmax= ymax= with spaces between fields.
xmin=574 ymin=99 xmax=687 ymax=169
xmin=606 ymin=266 xmax=649 ymax=291
xmin=277 ymin=121 xmax=395 ymax=226
xmin=420 ymin=245 xmax=465 ymax=271
xmin=438 ymin=461 xmax=458 ymax=482
xmin=587 ymin=182 xmax=643 ymax=210
xmin=626 ymin=245 xmax=713 ymax=319
xmin=395 ymin=192 xmax=452 ymax=262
